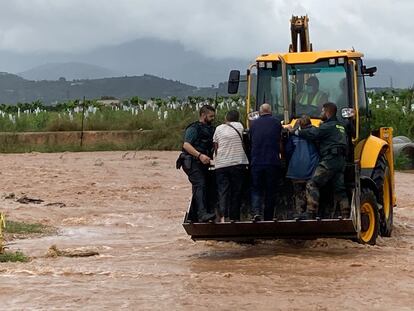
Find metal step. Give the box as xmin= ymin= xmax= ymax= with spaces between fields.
xmin=183 ymin=218 xmax=357 ymax=242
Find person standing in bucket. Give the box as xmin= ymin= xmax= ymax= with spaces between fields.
xmin=285 ymin=115 xmax=319 ymax=219
xmin=213 ymin=110 xmax=249 ymax=222
xmin=287 ymin=102 xmax=350 ymax=219
xmin=249 ymin=103 xmax=282 ymax=221
xmin=181 ymin=105 xmax=217 ymax=222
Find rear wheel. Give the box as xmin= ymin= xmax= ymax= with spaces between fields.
xmin=358 ymin=189 xmax=379 ymax=245
xmin=372 ymin=155 xmax=393 ymax=237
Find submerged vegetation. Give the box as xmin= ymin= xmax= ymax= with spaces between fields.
xmin=0 ymin=251 xmax=29 ymax=263
xmin=0 ymin=220 xmax=52 ymax=263
xmin=4 ymin=220 xmax=50 ymax=234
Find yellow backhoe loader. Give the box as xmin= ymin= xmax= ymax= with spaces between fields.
xmin=183 ymin=15 xmax=395 ymax=245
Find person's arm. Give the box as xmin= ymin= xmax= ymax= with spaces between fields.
xmin=183 ymin=141 xmax=200 ymax=158
xmin=297 ymin=125 xmax=321 ymax=141
xmin=183 ymin=126 xmax=211 ymax=164
xmin=183 ymin=142 xmax=210 ymax=164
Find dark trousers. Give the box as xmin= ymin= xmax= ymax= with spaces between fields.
xmin=215 ymin=165 xmax=246 ymax=221
xmin=183 ymin=158 xmax=215 ymax=221
xmin=251 ymin=165 xmax=281 ymax=220
xmin=306 ymin=157 xmax=350 ymax=217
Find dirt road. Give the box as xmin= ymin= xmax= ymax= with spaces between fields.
xmin=0 ymin=151 xmax=413 ymax=310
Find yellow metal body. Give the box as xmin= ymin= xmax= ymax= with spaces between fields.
xmin=379 ymin=127 xmax=396 ymax=206
xmin=256 ymin=50 xmax=364 ymax=64
xmin=360 ymin=202 xmax=376 ymax=243
xmin=360 ymin=135 xmax=388 ymax=168
xmin=383 ymin=170 xmax=392 ymax=218
xmin=349 ymin=60 xmax=360 ymax=143
xmin=288 ymin=118 xmax=321 ymax=127
xmin=356 ymin=132 xmax=396 ymax=206
xmin=246 ymin=63 xmax=257 ymax=117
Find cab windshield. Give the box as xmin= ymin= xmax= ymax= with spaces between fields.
xmin=256 ymin=59 xmax=349 ymax=119
xmin=288 ymin=59 xmax=348 ymax=118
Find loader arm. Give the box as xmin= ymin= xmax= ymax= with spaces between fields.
xmin=289 ymin=15 xmax=312 ymax=52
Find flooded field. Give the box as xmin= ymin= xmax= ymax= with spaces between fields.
xmin=0 ymin=151 xmax=413 ymax=310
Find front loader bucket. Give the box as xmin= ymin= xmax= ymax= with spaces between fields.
xmin=183 ymin=217 xmax=358 ymax=242
xmin=182 ymin=168 xmax=360 ymax=242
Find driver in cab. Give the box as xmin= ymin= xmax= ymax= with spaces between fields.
xmin=296 ymin=76 xmax=328 ymax=111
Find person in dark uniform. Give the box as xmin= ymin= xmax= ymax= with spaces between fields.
xmin=287 ymin=102 xmax=350 ymax=219
xmin=181 ymin=105 xmax=216 ymax=222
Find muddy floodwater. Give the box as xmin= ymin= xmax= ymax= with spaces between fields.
xmin=0 ymin=151 xmax=413 ymax=310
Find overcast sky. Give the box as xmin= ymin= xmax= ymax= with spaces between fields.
xmin=0 ymin=0 xmax=412 ymax=62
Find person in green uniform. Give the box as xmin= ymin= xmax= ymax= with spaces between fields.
xmin=287 ymin=102 xmax=350 ymax=219
xmin=181 ymin=105 xmax=217 ymax=222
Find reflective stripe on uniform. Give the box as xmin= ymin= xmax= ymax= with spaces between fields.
xmin=298 ymin=91 xmax=325 ymax=106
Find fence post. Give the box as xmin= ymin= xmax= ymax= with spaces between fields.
xmin=0 ymin=213 xmax=6 ymax=253
xmin=80 ymin=96 xmax=85 ymax=147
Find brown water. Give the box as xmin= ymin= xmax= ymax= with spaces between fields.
xmin=0 ymin=151 xmax=413 ymax=310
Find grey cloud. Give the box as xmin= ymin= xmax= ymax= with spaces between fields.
xmin=0 ymin=0 xmax=412 ymax=62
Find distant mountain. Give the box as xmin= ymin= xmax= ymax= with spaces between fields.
xmin=365 ymin=59 xmax=414 ymax=88
xmin=0 ymin=38 xmax=413 ymax=88
xmin=19 ymin=62 xmax=119 ymax=81
xmin=0 ymin=72 xmax=227 ymax=104
xmin=76 ymin=38 xmax=249 ymax=87
xmin=0 ymin=38 xmax=249 ymax=87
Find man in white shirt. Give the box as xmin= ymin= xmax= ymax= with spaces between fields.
xmin=213 ymin=110 xmax=249 ymax=222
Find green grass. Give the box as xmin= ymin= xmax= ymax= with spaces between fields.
xmin=0 ymin=107 xmax=199 ymax=133
xmin=4 ymin=220 xmax=49 ymax=234
xmin=0 ymin=251 xmax=29 ymax=263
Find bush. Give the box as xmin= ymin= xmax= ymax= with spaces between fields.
xmin=394 ymin=153 xmax=413 ymax=170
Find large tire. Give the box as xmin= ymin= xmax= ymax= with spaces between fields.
xmin=358 ymin=189 xmax=380 ymax=245
xmin=372 ymin=155 xmax=393 ymax=237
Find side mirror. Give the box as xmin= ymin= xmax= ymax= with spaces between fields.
xmin=341 ymin=107 xmax=355 ymax=119
xmin=362 ymin=66 xmax=377 ymax=77
xmin=228 ymin=70 xmax=240 ymax=94
xmin=248 ymin=111 xmax=260 ymax=121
